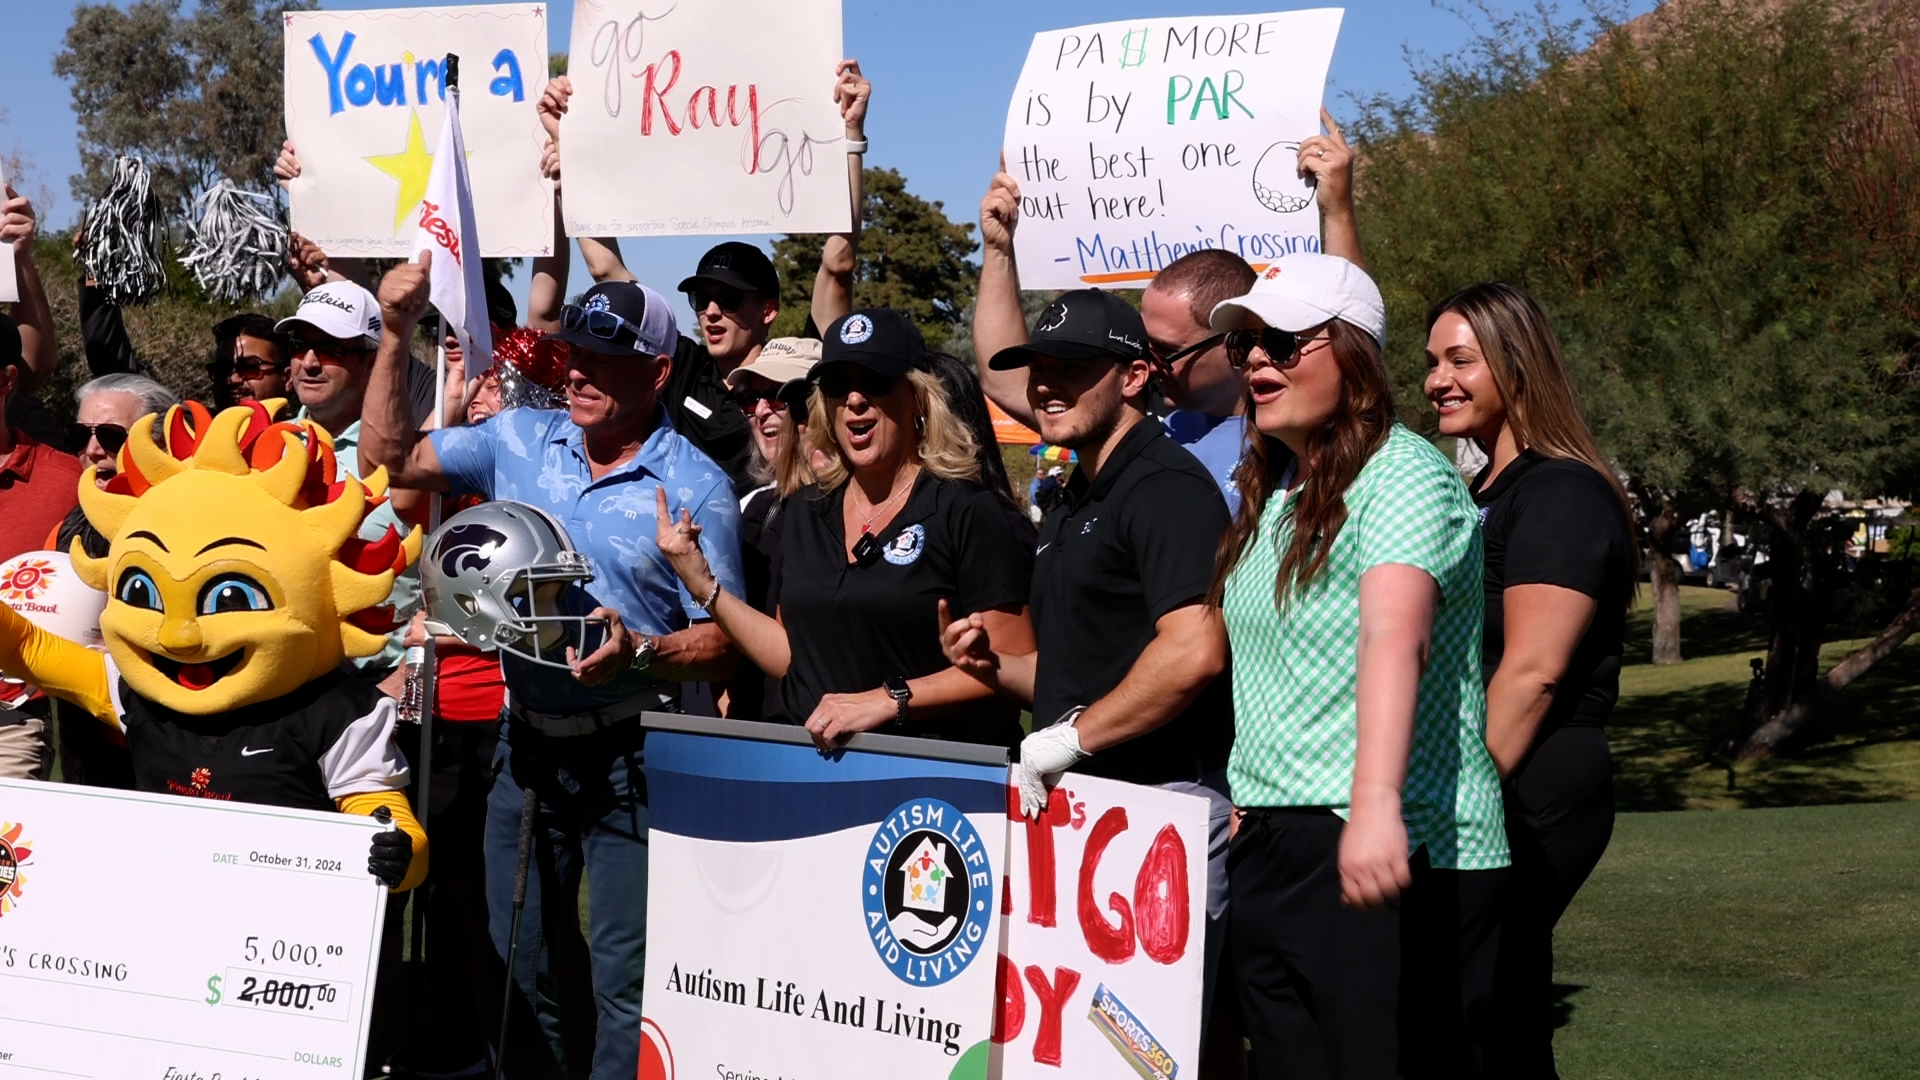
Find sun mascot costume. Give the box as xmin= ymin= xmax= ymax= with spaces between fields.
xmin=0 ymin=400 xmax=427 ymax=890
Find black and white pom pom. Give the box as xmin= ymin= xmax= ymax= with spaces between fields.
xmin=78 ymin=156 xmax=168 ymax=306
xmin=181 ymin=181 xmax=288 ymax=304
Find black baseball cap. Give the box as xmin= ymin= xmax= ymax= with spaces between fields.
xmin=986 ymin=289 xmax=1149 ymax=370
xmin=817 ymin=309 xmax=932 ymax=378
xmin=677 ymin=241 xmax=780 ymax=296
xmin=552 ymin=281 xmax=679 ymax=357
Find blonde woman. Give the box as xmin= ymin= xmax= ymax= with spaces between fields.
xmin=657 ymin=309 xmax=1035 ymax=747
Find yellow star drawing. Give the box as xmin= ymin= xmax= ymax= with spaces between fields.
xmin=364 ymin=109 xmax=434 ymax=235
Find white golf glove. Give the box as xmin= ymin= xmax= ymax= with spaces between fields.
xmin=1017 ymin=713 xmax=1089 ymax=819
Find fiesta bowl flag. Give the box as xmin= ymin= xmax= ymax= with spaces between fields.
xmin=641 ymin=718 xmax=1009 ymax=1080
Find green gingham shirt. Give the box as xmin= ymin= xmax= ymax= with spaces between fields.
xmin=1222 ymin=424 xmax=1509 ymax=870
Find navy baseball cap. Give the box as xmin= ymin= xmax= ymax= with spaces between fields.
xmin=986 ymin=289 xmax=1149 ymax=370
xmin=554 ymin=281 xmax=678 ymax=358
xmin=817 ymin=309 xmax=931 ymax=378
xmin=677 ymin=241 xmax=780 ymax=296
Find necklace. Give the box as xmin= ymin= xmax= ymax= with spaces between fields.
xmin=849 ymin=467 xmax=918 ymax=566
xmin=853 ymin=467 xmax=917 ymax=534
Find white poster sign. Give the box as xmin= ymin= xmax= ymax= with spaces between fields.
xmin=559 ymin=0 xmax=852 ymax=237
xmin=1003 ymin=10 xmax=1344 ymax=289
xmin=642 ymin=729 xmax=1007 ymax=1078
xmin=0 ymin=155 xmax=16 ymax=304
xmin=992 ymin=774 xmax=1210 ymax=1080
xmin=284 ymin=4 xmax=552 ymax=258
xmin=0 ymin=778 xmax=390 ymax=1077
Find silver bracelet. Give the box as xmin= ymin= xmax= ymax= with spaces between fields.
xmin=845 ymin=137 xmax=868 ymax=155
xmin=694 ymin=578 xmax=722 ymax=612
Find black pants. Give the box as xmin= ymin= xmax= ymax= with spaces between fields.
xmin=1487 ymin=725 xmax=1614 ymax=1080
xmin=1229 ymin=808 xmax=1507 ymax=1080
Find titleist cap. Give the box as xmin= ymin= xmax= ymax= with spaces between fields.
xmin=277 ymin=281 xmax=383 ymax=349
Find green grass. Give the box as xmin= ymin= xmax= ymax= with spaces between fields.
xmin=1610 ymin=586 xmax=1920 ymax=811
xmin=1551 ymin=801 xmax=1920 ymax=1079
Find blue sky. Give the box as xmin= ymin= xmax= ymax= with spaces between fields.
xmin=0 ymin=1 xmax=1652 ymax=334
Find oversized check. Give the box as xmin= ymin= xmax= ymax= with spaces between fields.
xmin=0 ymin=778 xmax=390 ymax=1078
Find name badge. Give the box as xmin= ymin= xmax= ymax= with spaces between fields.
xmin=682 ymin=396 xmax=714 ymax=420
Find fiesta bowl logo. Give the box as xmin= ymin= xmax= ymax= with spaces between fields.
xmin=862 ymin=798 xmax=992 ymax=987
xmin=0 ymin=821 xmax=34 ymax=917
xmin=0 ymin=558 xmax=57 ymax=603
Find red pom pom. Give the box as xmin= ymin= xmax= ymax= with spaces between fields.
xmin=489 ymin=326 xmax=567 ymax=392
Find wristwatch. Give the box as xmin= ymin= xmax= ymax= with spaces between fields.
xmin=883 ymin=676 xmax=912 ymax=725
xmin=629 ymin=634 xmax=657 ymax=673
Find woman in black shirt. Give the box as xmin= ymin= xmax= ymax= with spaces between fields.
xmin=1425 ymin=282 xmax=1636 ymax=1079
xmin=657 ymin=308 xmax=1035 ymax=748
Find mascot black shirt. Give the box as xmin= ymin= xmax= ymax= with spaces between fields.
xmin=111 ymin=663 xmax=409 ymax=812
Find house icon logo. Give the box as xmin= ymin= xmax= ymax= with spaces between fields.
xmin=861 ymin=798 xmax=992 ymax=987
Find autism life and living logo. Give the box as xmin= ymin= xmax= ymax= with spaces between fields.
xmin=862 ymin=798 xmax=993 ymax=987
xmin=0 ymin=821 xmax=35 ymax=917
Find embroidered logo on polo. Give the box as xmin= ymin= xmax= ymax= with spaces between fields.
xmin=882 ymin=524 xmax=926 ymax=566
xmin=862 ymin=798 xmax=992 ymax=986
xmin=840 ymin=314 xmax=874 ymax=344
xmin=1035 ymin=303 xmax=1069 ymax=333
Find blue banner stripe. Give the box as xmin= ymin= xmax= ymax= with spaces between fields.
xmin=646 ymin=730 xmax=1010 ymax=786
xmin=647 ymin=770 xmax=1009 ymax=842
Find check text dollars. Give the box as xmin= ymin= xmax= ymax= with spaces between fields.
xmin=662 ymin=964 xmax=970 ymax=1057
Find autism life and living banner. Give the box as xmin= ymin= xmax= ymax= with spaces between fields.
xmin=1002 ymin=10 xmax=1344 ymax=290
xmin=284 ymin=4 xmax=552 ymax=258
xmin=641 ymin=719 xmax=1008 ymax=1079
xmin=559 ymin=0 xmax=852 ymax=237
xmin=991 ymin=775 xmax=1210 ymax=1080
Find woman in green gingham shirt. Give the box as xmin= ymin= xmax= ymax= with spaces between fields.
xmin=1206 ymin=254 xmax=1509 ymax=1080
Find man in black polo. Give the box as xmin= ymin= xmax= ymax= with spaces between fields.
xmin=665 ymin=241 xmax=782 ymax=488
xmin=940 ymin=287 xmax=1235 ymax=1014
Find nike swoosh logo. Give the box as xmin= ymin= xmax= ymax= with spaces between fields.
xmin=239 ymin=747 xmax=273 ymax=757
xmin=1036 ymin=543 xmax=1051 ymax=555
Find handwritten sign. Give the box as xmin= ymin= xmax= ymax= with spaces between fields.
xmin=1002 ymin=10 xmax=1343 ymax=289
xmin=284 ymin=4 xmax=552 ymax=258
xmin=558 ymin=0 xmax=851 ymax=237
xmin=992 ymin=774 xmax=1209 ymax=1080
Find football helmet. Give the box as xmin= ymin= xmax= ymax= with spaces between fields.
xmin=421 ymin=501 xmax=600 ymax=669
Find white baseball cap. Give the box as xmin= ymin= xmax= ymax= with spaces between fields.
xmin=277 ymin=281 xmax=384 ymax=349
xmin=1209 ymin=252 xmax=1387 ymax=347
xmin=725 ymin=337 xmax=822 ymax=389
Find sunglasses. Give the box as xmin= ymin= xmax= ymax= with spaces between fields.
xmin=1225 ymin=326 xmax=1328 ymax=370
xmin=67 ymin=422 xmax=129 ymax=455
xmin=232 ymin=356 xmax=287 ymax=378
xmin=815 ymin=367 xmax=900 ymax=399
xmin=290 ymin=336 xmax=375 ymax=362
xmin=560 ymin=305 xmax=642 ymax=352
xmin=686 ymin=287 xmax=749 ymax=314
xmin=1150 ymin=333 xmax=1225 ymax=367
xmin=730 ymin=384 xmax=791 ymax=412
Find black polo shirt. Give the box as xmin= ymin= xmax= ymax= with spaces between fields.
xmin=773 ymin=472 xmax=1035 ymax=747
xmin=1031 ymin=418 xmax=1233 ymax=785
xmin=668 ymin=336 xmax=754 ymax=493
xmin=1474 ymin=451 xmax=1634 ymax=732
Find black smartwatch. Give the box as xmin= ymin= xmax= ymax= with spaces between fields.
xmin=883 ymin=676 xmax=912 ymax=725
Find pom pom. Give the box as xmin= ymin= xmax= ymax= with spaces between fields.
xmin=180 ymin=181 xmax=288 ymax=303
xmin=78 ymin=157 xmax=168 ymax=306
xmin=488 ymin=326 xmax=568 ymax=410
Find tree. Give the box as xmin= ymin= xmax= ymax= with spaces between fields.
xmin=771 ymin=167 xmax=979 ymax=351
xmin=54 ymin=0 xmax=313 ymax=214
xmin=1352 ymin=0 xmax=1920 ymax=748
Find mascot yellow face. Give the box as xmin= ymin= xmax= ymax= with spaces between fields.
xmin=68 ymin=402 xmax=420 ymax=714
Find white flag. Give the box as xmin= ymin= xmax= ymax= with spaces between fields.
xmin=410 ymin=67 xmax=490 ymax=374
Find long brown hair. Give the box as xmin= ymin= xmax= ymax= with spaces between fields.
xmin=1210 ymin=319 xmax=1398 ymax=608
xmin=1427 ymin=282 xmax=1637 ymax=576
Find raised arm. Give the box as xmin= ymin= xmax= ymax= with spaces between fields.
xmin=973 ymin=165 xmax=1037 ymax=427
xmin=361 ymin=254 xmax=451 ymax=492
xmin=537 ymin=76 xmax=636 ymax=291
xmin=0 ymin=601 xmax=115 ymax=727
xmin=276 ymin=142 xmax=370 ymax=288
xmin=2 ymin=186 xmax=57 ymax=392
xmin=1298 ymin=108 xmax=1364 ymax=270
xmin=811 ymin=59 xmax=871 ymax=331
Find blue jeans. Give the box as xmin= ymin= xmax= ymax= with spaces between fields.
xmin=486 ymin=716 xmax=648 ymax=1080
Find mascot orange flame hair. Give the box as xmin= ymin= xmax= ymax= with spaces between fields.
xmin=0 ymin=401 xmax=428 ymax=890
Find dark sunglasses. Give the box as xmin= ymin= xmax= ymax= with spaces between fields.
xmin=232 ymin=356 xmax=287 ymax=378
xmin=730 ymin=384 xmax=791 ymax=412
xmin=815 ymin=367 xmax=900 ymax=399
xmin=67 ymin=422 xmax=128 ymax=455
xmin=686 ymin=287 xmax=748 ymax=314
xmin=290 ymin=336 xmax=375 ymax=361
xmin=1225 ymin=326 xmax=1327 ymax=370
xmin=560 ymin=304 xmax=642 ymax=352
xmin=1150 ymin=333 xmax=1225 ymax=367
